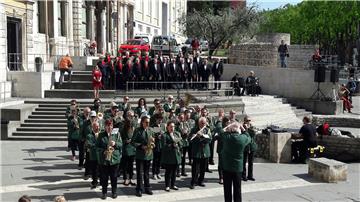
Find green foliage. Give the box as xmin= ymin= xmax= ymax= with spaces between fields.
xmin=179 ymin=5 xmax=260 ymax=57
xmin=259 ymin=1 xmax=360 ymax=60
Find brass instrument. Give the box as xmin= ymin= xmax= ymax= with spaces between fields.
xmin=179 ymin=122 xmax=189 ymax=139
xmin=72 ymin=116 xmax=80 ymax=130
xmin=97 ymin=112 xmax=104 ymax=120
xmin=170 ymin=132 xmax=182 ymax=154
xmin=104 ymin=133 xmax=115 ymax=161
xmin=184 ymin=93 xmax=205 ymax=106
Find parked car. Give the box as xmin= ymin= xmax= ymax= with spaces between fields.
xmin=200 ymin=40 xmax=209 ymax=51
xmin=181 ymin=38 xmax=193 ymax=54
xmin=134 ymin=34 xmax=151 ymax=45
xmin=151 ymin=35 xmax=180 ymax=56
xmin=118 ymin=39 xmax=150 ymax=55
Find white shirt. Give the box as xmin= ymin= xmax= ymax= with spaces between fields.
xmin=190 ymin=64 xmax=193 ymax=70
xmin=182 ymin=64 xmax=185 ymax=71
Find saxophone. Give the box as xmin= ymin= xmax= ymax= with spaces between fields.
xmin=145 ymin=130 xmax=155 ymax=156
xmin=72 ymin=116 xmax=80 ymax=130
xmin=104 ymin=133 xmax=115 ymax=161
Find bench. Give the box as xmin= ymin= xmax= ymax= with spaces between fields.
xmin=308 ymin=158 xmax=347 ymax=183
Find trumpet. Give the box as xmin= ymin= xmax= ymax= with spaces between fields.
xmin=97 ymin=112 xmax=104 ymax=120
xmin=72 ymin=117 xmax=80 ymax=129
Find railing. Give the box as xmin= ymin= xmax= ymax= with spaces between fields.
xmin=8 ymin=53 xmax=23 ymax=71
xmin=118 ymin=81 xmax=234 ymax=101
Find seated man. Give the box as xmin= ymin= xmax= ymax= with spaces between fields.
xmin=291 ymin=116 xmax=318 ymax=163
xmin=231 ymin=73 xmax=241 ymax=96
xmin=245 ymin=71 xmax=258 ymax=96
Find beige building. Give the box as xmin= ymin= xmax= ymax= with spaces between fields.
xmin=0 ymin=0 xmax=186 ymax=100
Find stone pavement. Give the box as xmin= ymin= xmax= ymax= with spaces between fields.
xmin=0 ymin=140 xmax=359 ymax=202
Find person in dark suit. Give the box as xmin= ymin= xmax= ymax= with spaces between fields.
xmin=141 ymin=57 xmax=150 ymax=89
xmin=178 ymin=57 xmax=188 ymax=89
xmin=150 ymin=58 xmax=162 ymax=90
xmin=132 ymin=58 xmax=142 ymax=89
xmin=212 ymin=58 xmax=223 ymax=90
xmin=200 ymin=58 xmax=212 ymax=90
xmin=124 ymin=59 xmax=135 ymax=90
xmin=187 ymin=57 xmax=198 ymax=89
xmin=115 ymin=56 xmax=124 ymax=90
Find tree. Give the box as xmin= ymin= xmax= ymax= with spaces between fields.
xmin=179 ymin=5 xmax=260 ymax=58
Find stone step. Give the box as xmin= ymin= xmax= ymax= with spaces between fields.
xmin=55 ymin=81 xmax=93 ymax=90
xmin=35 ymin=108 xmax=66 ymax=112
xmin=64 ymin=74 xmax=92 ymax=81
xmin=7 ymin=136 xmax=67 ymax=141
xmin=32 ymin=111 xmax=66 ymax=115
xmin=20 ymin=123 xmax=67 ymax=127
xmin=72 ymin=71 xmax=92 ymax=75
xmin=28 ymin=115 xmax=66 ymax=119
xmin=25 ymin=119 xmax=66 ymax=123
xmin=17 ymin=127 xmax=67 ymax=132
xmin=45 ymin=90 xmax=116 ymax=98
xmin=12 ymin=131 xmax=67 ymax=136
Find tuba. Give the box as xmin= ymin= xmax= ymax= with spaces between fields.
xmin=184 ymin=93 xmax=203 ymax=106
xmin=104 ymin=134 xmax=115 ymax=161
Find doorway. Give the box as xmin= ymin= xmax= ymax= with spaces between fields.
xmin=7 ymin=17 xmax=22 ymax=71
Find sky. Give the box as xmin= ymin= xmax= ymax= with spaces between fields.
xmin=246 ymin=0 xmax=303 ymax=10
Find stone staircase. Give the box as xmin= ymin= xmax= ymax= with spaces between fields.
xmin=242 ymin=95 xmax=312 ymax=129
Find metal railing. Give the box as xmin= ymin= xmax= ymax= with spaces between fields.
xmin=8 ymin=53 xmax=23 ymax=71
xmin=118 ymin=80 xmax=235 ymax=101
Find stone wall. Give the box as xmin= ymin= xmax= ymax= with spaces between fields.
xmin=312 ymin=116 xmax=360 ymax=128
xmin=287 ymin=45 xmax=316 ymax=68
xmin=317 ymin=136 xmax=360 ymax=162
xmin=229 ymin=44 xmax=278 ymax=67
xmin=255 ymin=133 xmax=270 ymax=160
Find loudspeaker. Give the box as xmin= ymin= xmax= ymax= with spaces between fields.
xmin=314 ymin=64 xmax=326 ymax=83
xmin=330 ymin=68 xmax=339 ymax=83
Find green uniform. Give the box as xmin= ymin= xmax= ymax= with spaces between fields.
xmin=118 ymin=102 xmax=132 ymax=112
xmin=103 ymin=113 xmax=124 ymax=129
xmin=163 ymin=102 xmax=176 ymax=113
xmin=121 ymin=120 xmax=137 ymax=156
xmin=221 ymin=132 xmax=250 ymax=173
xmin=135 ymin=106 xmax=148 ymax=118
xmin=176 ymin=121 xmax=191 ymax=147
xmin=189 ymin=126 xmax=212 ymax=158
xmin=161 ymin=131 xmax=182 ymax=165
xmin=247 ymin=126 xmax=258 ymax=152
xmin=97 ymin=130 xmax=123 ymax=166
xmin=67 ymin=116 xmax=82 ymax=140
xmin=150 ymin=123 xmax=165 ymax=152
xmin=80 ymin=116 xmax=92 ymax=142
xmin=86 ymin=131 xmax=99 ymax=161
xmin=131 ymin=127 xmax=155 ymax=160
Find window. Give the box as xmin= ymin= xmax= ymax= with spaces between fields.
xmin=37 ymin=1 xmax=46 ymax=34
xmin=146 ymin=27 xmax=151 ymax=34
xmin=148 ymin=0 xmax=151 ymax=15
xmin=154 ymin=29 xmax=158 ymax=35
xmin=58 ymin=1 xmax=66 ymax=36
xmin=81 ymin=4 xmax=87 ymax=38
xmin=138 ymin=24 xmax=143 ymax=32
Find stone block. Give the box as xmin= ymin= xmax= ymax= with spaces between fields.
xmin=269 ymin=132 xmax=292 ymax=163
xmin=308 ymin=158 xmax=347 ymax=182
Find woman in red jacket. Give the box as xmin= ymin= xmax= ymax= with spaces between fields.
xmin=92 ymin=65 xmax=102 ymax=99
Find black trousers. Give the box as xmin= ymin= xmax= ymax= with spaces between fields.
xmin=164 ymin=164 xmax=177 ymax=187
xmin=136 ymin=159 xmax=151 ymax=191
xmin=122 ymin=155 xmax=135 ymax=180
xmin=100 ymin=164 xmax=119 ymax=194
xmin=223 ymin=170 xmax=242 ymax=202
xmin=88 ymin=160 xmax=98 ymax=185
xmin=78 ymin=140 xmax=85 ymax=167
xmin=181 ymin=146 xmax=189 ymax=173
xmin=218 ymin=154 xmax=223 ymax=180
xmin=152 ymin=151 xmax=161 ymax=175
xmin=191 ymin=158 xmax=207 ymax=185
xmin=214 ymin=76 xmax=221 ymax=89
xmin=291 ymin=141 xmax=307 ymax=163
xmin=209 ymin=139 xmax=215 ymax=163
xmin=242 ymin=145 xmax=254 ymax=178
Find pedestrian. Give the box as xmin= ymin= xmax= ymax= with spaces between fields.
xmin=58 ymin=54 xmax=73 ymax=86
xmin=212 ymin=58 xmax=223 ymax=90
xmin=200 ymin=58 xmax=212 ymax=90
xmin=97 ymin=119 xmax=122 ymax=199
xmin=338 ymin=84 xmax=353 ymax=113
xmin=161 ymin=120 xmax=182 ymax=192
xmin=346 ymin=77 xmax=357 ymax=103
xmin=92 ymin=65 xmax=102 ymax=99
xmin=221 ymin=122 xmax=251 ymax=202
xmin=278 ymin=40 xmax=289 ymax=68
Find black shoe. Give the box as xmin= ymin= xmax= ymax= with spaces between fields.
xmin=242 ymin=177 xmax=248 ymax=181
xmin=90 ymin=182 xmax=98 ymax=189
xmin=189 ymin=184 xmax=195 ymax=189
xmin=209 ymin=161 xmax=215 ymax=165
xmin=111 ymin=193 xmax=117 ymax=199
xmin=136 ymin=190 xmax=142 ymax=197
xmin=181 ymin=172 xmax=188 ymax=177
xmin=101 ymin=193 xmax=106 ymax=200
xmin=176 ymin=173 xmax=181 ymax=177
xmin=171 ymin=186 xmax=179 ymax=190
xmin=145 ymin=189 xmax=153 ymax=195
xmin=78 ymin=166 xmax=83 ymax=170
xmin=198 ymin=183 xmax=206 ymax=187
xmin=247 ymin=177 xmax=255 ymax=181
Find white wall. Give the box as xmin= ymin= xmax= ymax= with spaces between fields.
xmin=223 ymin=64 xmax=338 ymax=99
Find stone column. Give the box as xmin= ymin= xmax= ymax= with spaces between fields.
xmin=72 ymin=0 xmax=82 ymax=56
xmin=89 ymin=4 xmax=95 ymax=41
xmin=25 ymin=2 xmax=35 ymax=71
xmin=0 ymin=3 xmax=7 ymax=81
xmin=124 ymin=4 xmax=128 ymax=41
xmin=67 ymin=0 xmax=74 ymax=56
xmin=101 ymin=8 xmax=106 ymax=55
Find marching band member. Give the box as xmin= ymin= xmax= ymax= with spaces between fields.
xmin=213 ymin=117 xmax=230 ymax=185
xmin=161 ymin=120 xmax=183 ymax=191
xmin=67 ymin=106 xmax=82 ymax=161
xmin=86 ymin=121 xmax=100 ymax=189
xmin=150 ymin=113 xmax=165 ymax=180
xmin=210 ymin=108 xmax=225 ymax=165
xmin=97 ymin=120 xmax=122 ymax=199
xmin=242 ymin=116 xmax=257 ymax=181
xmin=119 ymin=96 xmax=131 ymax=118
xmin=104 ymin=104 xmax=123 ymax=129
xmin=184 ymin=109 xmax=195 ymax=165
xmin=221 ymin=122 xmax=250 ymax=202
xmin=131 ymin=116 xmax=155 ymax=197
xmin=189 ymin=117 xmax=212 ymax=189
xmin=121 ymin=110 xmax=138 ymax=186
xmin=176 ymin=113 xmax=190 ymax=176
xmin=134 ymin=98 xmax=148 ymax=118
xmin=229 ymin=110 xmax=239 ymax=123
xmin=79 ymin=107 xmax=91 ymax=170
xmin=163 ymin=95 xmax=176 ymax=113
